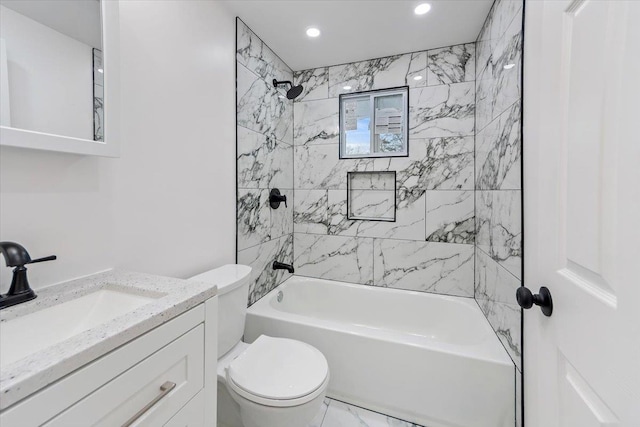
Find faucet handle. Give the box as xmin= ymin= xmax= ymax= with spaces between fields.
xmin=28 ymin=255 xmax=57 ymax=264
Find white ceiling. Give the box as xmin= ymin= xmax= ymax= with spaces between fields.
xmin=223 ymin=0 xmax=494 ymax=71
xmin=0 ymin=0 xmax=102 ymax=48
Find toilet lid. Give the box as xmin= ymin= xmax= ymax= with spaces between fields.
xmin=227 ymin=335 xmax=329 ymax=401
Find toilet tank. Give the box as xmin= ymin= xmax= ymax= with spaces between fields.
xmin=189 ymin=264 xmax=252 ymax=358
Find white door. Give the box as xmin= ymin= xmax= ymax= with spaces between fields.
xmin=523 ymin=1 xmax=640 ymax=426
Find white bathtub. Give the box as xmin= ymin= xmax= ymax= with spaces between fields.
xmin=245 ymin=276 xmax=515 ymax=427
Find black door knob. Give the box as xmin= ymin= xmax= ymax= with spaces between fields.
xmin=516 ymin=286 xmax=553 ymax=317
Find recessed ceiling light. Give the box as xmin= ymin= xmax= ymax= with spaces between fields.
xmin=414 ymin=3 xmax=431 ymax=15
xmin=343 ymin=85 xmax=352 ymax=90
xmin=306 ymin=27 xmax=321 ymax=38
xmin=413 ymin=75 xmax=423 ymax=81
xmin=503 ymin=63 xmax=516 ymax=70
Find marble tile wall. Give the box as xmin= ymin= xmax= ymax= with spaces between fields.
xmin=474 ymin=0 xmax=524 ymax=380
xmin=293 ymin=42 xmax=477 ymax=297
xmin=236 ymin=19 xmax=294 ymax=306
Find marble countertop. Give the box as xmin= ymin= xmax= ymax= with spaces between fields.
xmin=0 ymin=270 xmax=217 ymax=410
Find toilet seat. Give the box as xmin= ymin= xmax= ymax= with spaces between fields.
xmin=226 ymin=335 xmax=329 ymax=408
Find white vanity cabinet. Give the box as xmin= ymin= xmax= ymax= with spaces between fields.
xmin=0 ymin=297 xmax=217 ymax=427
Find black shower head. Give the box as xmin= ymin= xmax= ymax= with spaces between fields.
xmin=273 ymin=79 xmax=304 ymax=100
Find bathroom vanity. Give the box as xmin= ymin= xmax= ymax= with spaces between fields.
xmin=0 ymin=271 xmax=218 ymax=426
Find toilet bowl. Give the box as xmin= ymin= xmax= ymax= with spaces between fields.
xmin=189 ymin=265 xmax=329 ymax=427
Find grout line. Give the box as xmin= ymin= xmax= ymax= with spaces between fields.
xmin=476 ymin=245 xmax=522 ymax=283
xmin=323 ymin=398 xmax=426 ymax=427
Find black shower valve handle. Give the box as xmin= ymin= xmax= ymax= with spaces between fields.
xmin=269 ymin=188 xmax=288 ymax=209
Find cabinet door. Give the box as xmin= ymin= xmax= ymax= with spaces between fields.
xmin=45 ymin=325 xmax=204 ymax=427
xmin=164 ymin=391 xmax=205 ymax=427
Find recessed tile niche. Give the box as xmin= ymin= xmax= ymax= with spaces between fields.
xmin=347 ymin=171 xmax=396 ymax=222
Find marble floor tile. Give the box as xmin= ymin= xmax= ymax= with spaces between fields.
xmin=308 ymin=398 xmax=330 ymax=427
xmin=320 ymin=399 xmax=423 ymax=427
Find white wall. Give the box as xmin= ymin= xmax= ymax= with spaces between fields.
xmin=0 ymin=1 xmax=237 ymax=293
xmin=0 ymin=5 xmax=94 ymax=139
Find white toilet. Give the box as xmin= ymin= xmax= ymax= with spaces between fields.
xmin=190 ymin=265 xmax=329 ymax=427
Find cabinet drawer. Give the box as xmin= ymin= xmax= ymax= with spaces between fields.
xmin=45 ymin=324 xmax=204 ymax=427
xmin=164 ymin=390 xmax=205 ymax=427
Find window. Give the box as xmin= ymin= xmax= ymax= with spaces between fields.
xmin=339 ymin=87 xmax=409 ymax=159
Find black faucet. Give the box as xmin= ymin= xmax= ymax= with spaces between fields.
xmin=273 ymin=261 xmax=294 ymax=274
xmin=0 ymin=242 xmax=56 ymax=309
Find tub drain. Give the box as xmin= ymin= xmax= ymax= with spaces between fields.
xmin=277 ymin=291 xmax=284 ymax=302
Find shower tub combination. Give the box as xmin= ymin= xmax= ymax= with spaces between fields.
xmin=245 ymin=276 xmax=515 ymax=427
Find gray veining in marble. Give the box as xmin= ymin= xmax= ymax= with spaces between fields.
xmin=476 ymin=4 xmax=523 ymax=132
xmin=476 ymin=190 xmax=522 ymax=280
xmin=409 ymin=81 xmax=475 ymax=138
xmin=427 ymin=43 xmax=476 ymax=86
xmin=237 ymin=63 xmax=293 ymax=145
xmin=320 ymin=399 xmax=423 ymax=427
xmin=294 ymin=189 xmax=329 ymax=235
xmin=294 ymin=67 xmax=329 ymax=102
xmin=474 ymin=0 xmax=523 ymax=376
xmin=349 ymin=171 xmax=396 ymax=191
xmin=0 ymin=271 xmax=217 ymax=409
xmin=328 ymin=52 xmax=427 ymax=98
xmin=425 ymin=190 xmax=475 ymax=244
xmin=237 ymin=19 xmax=291 ymax=83
xmin=294 ymin=98 xmax=339 ymax=146
xmin=291 ymin=41 xmax=485 ymax=300
xmin=399 ymin=137 xmax=475 ymax=191
xmin=237 ymin=126 xmax=293 ymax=189
xmin=476 ymin=101 xmax=521 ymax=190
xmin=294 ymin=233 xmax=374 ymax=285
xmin=236 ymin=20 xmax=294 ymax=306
xmin=238 ymin=234 xmax=293 ymax=306
xmin=237 ymin=188 xmax=271 ymax=251
xmin=294 ymin=144 xmax=375 ymax=190
xmin=348 ymin=189 xmax=395 ymax=221
xmin=373 ymin=239 xmax=474 ymax=297
xmin=327 ymin=189 xmax=425 ymax=242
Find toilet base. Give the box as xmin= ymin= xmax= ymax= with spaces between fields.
xmin=218 ymin=378 xmax=327 ymax=427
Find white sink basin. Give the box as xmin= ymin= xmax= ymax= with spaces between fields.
xmin=0 ymin=288 xmax=158 ymax=368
